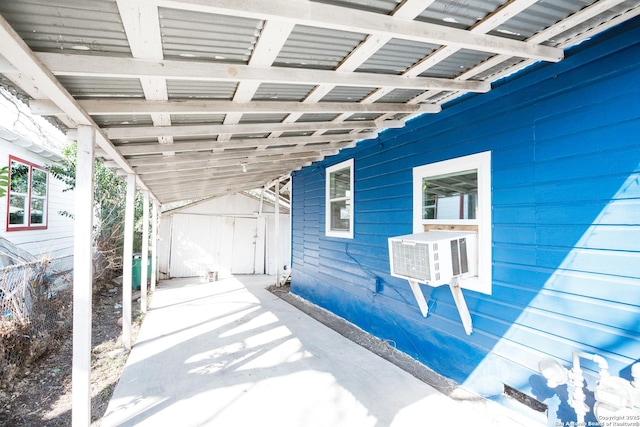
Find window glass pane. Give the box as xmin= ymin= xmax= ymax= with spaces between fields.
xmin=330 ymin=200 xmax=350 ymax=231
xmin=32 ymin=169 xmax=47 ymax=197
xmin=330 ymin=167 xmax=350 ymax=199
xmin=9 ymin=195 xmax=26 ymax=225
xmin=10 ymin=161 xmax=29 ymax=193
xmin=422 ymin=170 xmax=477 ymax=220
xmin=30 ymin=197 xmax=44 ymax=224
xmin=326 ymin=159 xmax=353 ymax=238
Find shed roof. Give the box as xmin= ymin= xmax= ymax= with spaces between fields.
xmin=0 ymin=0 xmax=638 ymax=204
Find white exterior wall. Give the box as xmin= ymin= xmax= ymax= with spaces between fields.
xmin=0 ymin=139 xmax=75 ymax=258
xmin=158 ymin=194 xmax=291 ymax=278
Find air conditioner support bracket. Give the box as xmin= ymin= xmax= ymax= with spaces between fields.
xmin=449 ymin=277 xmax=473 ymax=335
xmin=406 ymin=278 xmax=473 ymax=335
xmin=408 ymin=279 xmax=429 ymax=317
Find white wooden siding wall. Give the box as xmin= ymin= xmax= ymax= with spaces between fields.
xmin=168 ymin=213 xmax=257 ymax=277
xmin=0 ymin=143 xmax=75 ymax=257
xmin=157 ymin=194 xmax=291 ymax=278
xmin=266 ymin=214 xmax=291 ymax=276
xmin=157 ymin=216 xmax=172 ymax=279
xmin=158 ymin=211 xmax=291 ymax=278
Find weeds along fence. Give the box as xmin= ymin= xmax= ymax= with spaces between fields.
xmin=0 ymin=255 xmax=74 ymax=384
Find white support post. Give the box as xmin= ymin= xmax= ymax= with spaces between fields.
xmin=141 ymin=191 xmax=149 ymax=313
xmin=275 ymin=180 xmax=280 ymax=286
xmin=407 ymin=279 xmax=429 ymax=317
xmin=151 ymin=199 xmax=158 ymax=293
xmin=72 ymin=125 xmax=95 ymax=427
xmin=122 ymin=174 xmax=135 ymax=350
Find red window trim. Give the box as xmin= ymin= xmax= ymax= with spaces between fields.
xmin=6 ymin=155 xmax=49 ymax=232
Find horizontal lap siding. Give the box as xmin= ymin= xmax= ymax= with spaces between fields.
xmin=291 ymin=18 xmax=640 ymax=408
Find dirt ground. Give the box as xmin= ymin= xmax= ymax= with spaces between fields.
xmin=0 ymin=281 xmax=143 ymax=426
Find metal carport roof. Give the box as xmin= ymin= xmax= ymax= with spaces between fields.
xmin=0 ymin=0 xmax=638 ymax=204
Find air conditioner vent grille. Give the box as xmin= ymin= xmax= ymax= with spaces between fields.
xmin=390 ymin=240 xmax=434 ymax=282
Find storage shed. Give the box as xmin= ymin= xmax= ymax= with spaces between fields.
xmin=158 ymin=191 xmax=291 ymax=279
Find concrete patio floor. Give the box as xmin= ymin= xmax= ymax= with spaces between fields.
xmin=101 ymin=275 xmax=543 ymax=427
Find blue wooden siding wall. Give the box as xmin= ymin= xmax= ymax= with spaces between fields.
xmin=290 ymin=18 xmax=640 ymax=424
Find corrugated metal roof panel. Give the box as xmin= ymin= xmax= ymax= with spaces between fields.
xmin=542 ymin=0 xmax=640 ymax=45
xmin=280 ymin=131 xmax=315 ymax=137
xmin=166 ymin=80 xmax=237 ymax=100
xmin=239 ymin=113 xmax=289 ymax=124
xmin=344 ymin=112 xmax=381 ymax=121
xmin=323 ymin=129 xmax=365 ymax=135
xmin=419 ymin=49 xmax=493 ymax=79
xmin=230 ymin=132 xmax=271 ymax=139
xmin=274 ymin=25 xmax=366 ymax=70
xmin=92 ymin=114 xmax=153 ymax=128
xmin=57 ymin=76 xmax=144 ymax=98
xmin=320 ymin=86 xmax=376 ymax=102
xmin=489 ymin=0 xmax=596 ymax=41
xmin=170 ymin=114 xmax=226 ymax=125
xmin=418 ymin=0 xmax=507 ymax=29
xmin=474 ymin=57 xmax=529 ymax=81
xmin=386 ymin=112 xmax=413 ymax=121
xmin=311 ymin=0 xmax=402 ymax=15
xmin=357 ymin=39 xmax=440 ymax=75
xmin=159 ymin=7 xmax=262 ymax=63
xmin=0 ymin=75 xmax=31 ymax=102
xmin=253 ymin=83 xmax=316 ymax=101
xmin=113 ymin=137 xmax=158 ymax=145
xmin=298 ymin=113 xmax=340 ymax=122
xmin=0 ymin=0 xmax=131 ymax=55
xmin=173 ymin=135 xmax=216 ymax=143
xmin=376 ymin=89 xmax=424 ymax=103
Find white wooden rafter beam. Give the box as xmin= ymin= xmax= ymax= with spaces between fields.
xmin=152 ymin=173 xmax=293 ymax=196
xmin=28 ymin=99 xmax=440 ymax=116
xmin=117 ymin=0 xmax=174 ymax=145
xmin=22 ymin=53 xmax=491 ymax=94
xmin=220 ymin=20 xmax=295 ymax=141
xmin=116 ymin=132 xmax=375 ymax=156
xmin=131 ymin=148 xmax=342 ymax=174
xmin=103 ymin=119 xmax=402 ymax=139
xmin=141 ymin=165 xmax=300 ymax=185
xmin=125 ymin=141 xmax=353 ymax=167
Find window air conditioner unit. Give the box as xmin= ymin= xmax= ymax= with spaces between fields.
xmin=388 ymin=231 xmax=477 ymax=285
xmin=387 ymin=230 xmax=477 ymax=335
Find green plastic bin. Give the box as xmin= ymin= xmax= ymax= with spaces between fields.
xmin=132 ymin=253 xmax=152 ymax=290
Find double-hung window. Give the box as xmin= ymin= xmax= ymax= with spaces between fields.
xmin=7 ymin=156 xmax=49 ymax=231
xmin=413 ymin=152 xmax=492 ymax=294
xmin=326 ymin=159 xmax=354 ymax=239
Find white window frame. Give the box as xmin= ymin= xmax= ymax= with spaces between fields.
xmin=6 ymin=156 xmax=49 ymax=231
xmin=326 ymin=158 xmax=354 ymax=239
xmin=412 ymin=151 xmax=492 ymax=294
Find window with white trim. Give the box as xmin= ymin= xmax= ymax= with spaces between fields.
xmin=326 ymin=159 xmax=354 ymax=239
xmin=7 ymin=156 xmax=49 ymax=231
xmin=413 ymin=151 xmax=492 ymax=294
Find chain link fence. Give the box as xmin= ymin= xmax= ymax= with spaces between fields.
xmin=0 ymin=255 xmax=74 ymax=384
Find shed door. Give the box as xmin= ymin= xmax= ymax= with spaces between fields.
xmin=169 ymin=214 xmax=257 ymax=278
